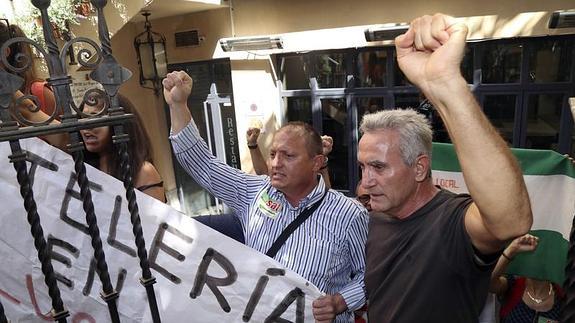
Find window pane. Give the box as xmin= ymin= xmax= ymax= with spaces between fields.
xmin=214 ymin=60 xmax=232 ymax=93
xmin=357 ymin=97 xmax=385 ymax=128
xmin=529 ymin=39 xmax=574 ymax=83
xmin=394 ymin=93 xmax=420 ymax=109
xmin=525 ymin=94 xmax=563 ymax=151
xmin=321 ymin=98 xmax=349 ymax=191
xmin=481 ymin=43 xmax=522 ymax=83
xmin=483 ymin=95 xmax=517 ymax=145
xmin=282 ymin=56 xmax=309 ymax=90
xmin=286 ymin=97 xmax=312 ymax=124
xmin=314 ymin=53 xmax=346 ymax=88
xmin=356 ymin=50 xmax=387 ymax=87
xmin=430 ymin=109 xmax=451 ymax=143
xmin=393 ymin=94 xmax=451 ymax=143
xmin=461 ymin=46 xmax=474 ymax=84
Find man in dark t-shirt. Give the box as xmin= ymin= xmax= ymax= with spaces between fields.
xmin=357 ymin=13 xmax=533 ymax=322
xmin=366 ymin=190 xmax=494 ymax=322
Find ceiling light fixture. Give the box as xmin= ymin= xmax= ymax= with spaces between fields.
xmin=364 ymin=25 xmax=409 ymax=42
xmin=219 ymin=36 xmax=283 ymax=52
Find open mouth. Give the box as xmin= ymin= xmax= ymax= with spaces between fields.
xmin=82 ymin=132 xmax=98 ymax=144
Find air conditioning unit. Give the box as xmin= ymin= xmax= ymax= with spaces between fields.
xmin=174 ymin=29 xmax=201 ymax=47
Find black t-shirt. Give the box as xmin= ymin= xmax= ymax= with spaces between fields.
xmin=365 ymin=189 xmax=494 ymax=323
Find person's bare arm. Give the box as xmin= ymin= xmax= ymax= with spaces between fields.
xmin=134 ymin=161 xmax=166 ymax=203
xmin=319 ymin=135 xmax=333 ymax=189
xmin=395 ymin=14 xmax=532 ymax=253
xmin=490 ymin=234 xmax=538 ymax=296
xmin=246 ymin=127 xmax=268 ymax=175
xmin=42 ymin=86 xmax=57 ymax=116
xmin=162 ymin=71 xmax=193 ymax=134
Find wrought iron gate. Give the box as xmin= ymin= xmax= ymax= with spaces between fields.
xmin=0 ymin=0 xmax=160 ymax=322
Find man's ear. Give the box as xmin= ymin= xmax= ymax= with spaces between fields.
xmin=414 ymin=154 xmax=431 ymax=182
xmin=312 ymin=154 xmax=325 ymax=172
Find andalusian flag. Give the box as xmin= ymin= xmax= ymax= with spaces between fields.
xmin=431 ymin=143 xmax=575 ymax=285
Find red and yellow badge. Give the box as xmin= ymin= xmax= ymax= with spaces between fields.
xmin=257 ymin=191 xmax=282 ymax=219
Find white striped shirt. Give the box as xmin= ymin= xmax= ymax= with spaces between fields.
xmin=170 ymin=122 xmax=368 ymax=322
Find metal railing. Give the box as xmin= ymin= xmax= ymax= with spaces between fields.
xmin=0 ymin=0 xmax=160 ymax=322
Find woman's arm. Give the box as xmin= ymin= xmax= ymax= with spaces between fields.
xmin=134 ymin=161 xmax=166 ymax=203
xmin=489 ymin=234 xmax=539 ymax=296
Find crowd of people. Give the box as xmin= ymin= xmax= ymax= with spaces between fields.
xmin=163 ymin=13 xmax=535 ymax=323
xmin=5 ymin=11 xmax=573 ymax=323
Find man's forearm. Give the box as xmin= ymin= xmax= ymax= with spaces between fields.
xmin=249 ymin=148 xmax=268 ymax=175
xmin=426 ymin=77 xmax=532 ymax=239
xmin=169 ymin=102 xmax=192 ymax=134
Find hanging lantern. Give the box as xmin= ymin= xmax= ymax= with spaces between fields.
xmin=134 ymin=11 xmax=167 ymax=95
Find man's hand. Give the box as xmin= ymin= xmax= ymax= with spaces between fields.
xmin=246 ymin=127 xmax=261 ymax=146
xmin=162 ymin=71 xmax=194 ymax=133
xmin=395 ymin=13 xmax=468 ymax=95
xmin=312 ymin=294 xmax=347 ymax=323
xmin=162 ymin=71 xmax=193 ymax=106
xmin=321 ymin=135 xmax=333 ymax=156
xmin=505 ymin=234 xmax=539 ymax=258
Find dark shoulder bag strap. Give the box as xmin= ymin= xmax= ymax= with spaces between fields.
xmin=265 ymin=188 xmax=328 ymax=258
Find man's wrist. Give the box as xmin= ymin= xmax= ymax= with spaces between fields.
xmin=247 ymin=143 xmax=258 ymax=149
xmin=169 ymin=101 xmax=188 ymax=110
xmin=424 ymin=75 xmax=468 ymax=105
xmin=333 ymin=293 xmax=348 ymax=314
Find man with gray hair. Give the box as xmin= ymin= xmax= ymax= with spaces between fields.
xmin=358 ymin=13 xmax=533 ymax=322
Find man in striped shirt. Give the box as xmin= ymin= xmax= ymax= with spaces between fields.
xmin=163 ymin=71 xmax=368 ymax=323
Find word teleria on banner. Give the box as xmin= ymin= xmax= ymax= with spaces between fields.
xmin=0 ymin=138 xmax=323 ymax=322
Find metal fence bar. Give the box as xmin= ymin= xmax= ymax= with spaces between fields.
xmin=0 ymin=0 xmax=166 ymax=320
xmin=9 ymin=140 xmax=69 ymax=323
xmin=31 ymin=0 xmax=121 ymax=321
xmin=89 ymin=1 xmax=161 ymax=321
xmin=69 ymin=131 xmax=121 ymax=323
xmin=0 ymin=59 xmax=69 ymax=322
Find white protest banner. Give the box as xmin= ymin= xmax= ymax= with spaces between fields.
xmin=0 ymin=138 xmax=323 ymax=322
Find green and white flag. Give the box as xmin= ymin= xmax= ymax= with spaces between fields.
xmin=431 ymin=143 xmax=575 ymax=285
